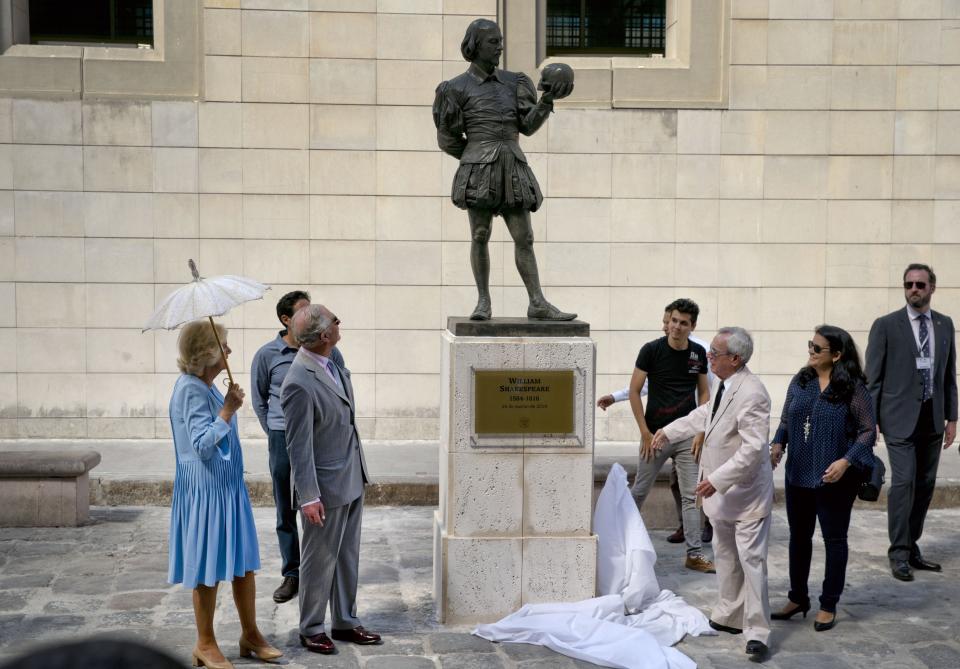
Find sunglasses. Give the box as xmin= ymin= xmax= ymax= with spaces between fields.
xmin=808 ymin=340 xmax=831 ymax=354
xmin=904 ymin=281 xmax=928 ymax=290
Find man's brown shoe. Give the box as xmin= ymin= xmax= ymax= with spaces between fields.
xmin=299 ymin=633 xmax=335 ymax=654
xmin=685 ymin=554 xmax=716 ymax=574
xmin=331 ymin=626 xmax=383 ymax=645
xmin=666 ymin=526 xmax=685 ymax=543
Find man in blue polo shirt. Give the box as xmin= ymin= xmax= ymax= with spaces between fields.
xmin=251 ymin=290 xmax=345 ymax=603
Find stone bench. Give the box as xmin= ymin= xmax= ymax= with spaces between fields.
xmin=0 ymin=451 xmax=101 ymax=527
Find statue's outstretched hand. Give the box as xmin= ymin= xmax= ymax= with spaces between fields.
xmin=542 ymin=80 xmax=573 ymax=104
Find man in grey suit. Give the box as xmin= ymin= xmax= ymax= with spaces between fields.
xmin=250 ymin=290 xmax=346 ymax=604
xmin=866 ymin=263 xmax=957 ymax=582
xmin=281 ymin=304 xmax=381 ymax=654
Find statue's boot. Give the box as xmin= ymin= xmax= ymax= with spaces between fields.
xmin=527 ymin=301 xmax=576 ymax=321
xmin=470 ymin=297 xmax=492 ymax=321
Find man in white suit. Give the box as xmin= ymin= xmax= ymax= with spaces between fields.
xmin=652 ymin=326 xmax=773 ymax=663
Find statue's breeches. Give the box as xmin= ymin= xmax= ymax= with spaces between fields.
xmin=451 ymin=148 xmax=543 ymax=213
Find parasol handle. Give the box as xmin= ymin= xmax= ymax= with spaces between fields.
xmin=208 ymin=316 xmax=235 ymax=386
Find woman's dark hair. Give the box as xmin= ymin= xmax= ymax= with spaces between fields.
xmin=796 ymin=324 xmax=865 ymax=404
xmin=460 ymin=18 xmax=498 ymax=62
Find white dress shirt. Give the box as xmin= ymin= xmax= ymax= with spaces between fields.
xmin=906 ymin=303 xmax=935 ymax=361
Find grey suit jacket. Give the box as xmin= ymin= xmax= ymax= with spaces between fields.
xmin=280 ymin=349 xmax=369 ymax=509
xmin=866 ymin=306 xmax=958 ymax=440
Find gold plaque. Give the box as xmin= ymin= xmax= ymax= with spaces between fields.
xmin=474 ymin=370 xmax=575 ymax=434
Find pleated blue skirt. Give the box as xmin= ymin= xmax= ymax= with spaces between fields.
xmin=168 ymin=450 xmax=260 ymax=588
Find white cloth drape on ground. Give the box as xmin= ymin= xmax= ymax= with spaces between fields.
xmin=473 ymin=463 xmax=714 ymax=669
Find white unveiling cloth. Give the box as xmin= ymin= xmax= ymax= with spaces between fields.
xmin=473 ymin=463 xmax=714 ymax=669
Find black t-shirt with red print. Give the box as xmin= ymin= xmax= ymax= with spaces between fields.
xmin=635 ymin=336 xmax=708 ymax=432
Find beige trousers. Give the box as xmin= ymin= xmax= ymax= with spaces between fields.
xmin=710 ymin=514 xmax=772 ymax=644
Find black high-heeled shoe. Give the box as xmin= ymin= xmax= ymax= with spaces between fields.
xmin=813 ymin=612 xmax=837 ymax=632
xmin=771 ymin=601 xmax=810 ymax=620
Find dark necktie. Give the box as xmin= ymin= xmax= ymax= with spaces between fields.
xmin=711 ymin=382 xmax=725 ymax=420
xmin=919 ymin=314 xmax=931 ymax=402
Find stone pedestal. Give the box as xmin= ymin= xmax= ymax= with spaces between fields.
xmin=434 ymin=318 xmax=598 ymax=624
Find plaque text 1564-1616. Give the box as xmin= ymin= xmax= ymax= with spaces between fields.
xmin=474 ymin=370 xmax=575 ymax=435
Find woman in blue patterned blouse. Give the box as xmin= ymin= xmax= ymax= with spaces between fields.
xmin=769 ymin=325 xmax=876 ymax=632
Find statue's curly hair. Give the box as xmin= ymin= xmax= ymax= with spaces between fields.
xmin=460 ymin=18 xmax=499 ymax=62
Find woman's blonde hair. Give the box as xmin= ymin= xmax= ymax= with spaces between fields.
xmin=177 ymin=320 xmax=227 ymax=376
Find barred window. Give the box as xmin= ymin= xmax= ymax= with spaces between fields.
xmin=546 ymin=0 xmax=666 ymax=56
xmin=28 ymin=0 xmax=153 ymax=47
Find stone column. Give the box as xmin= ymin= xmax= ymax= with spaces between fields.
xmin=433 ymin=318 xmax=597 ymax=624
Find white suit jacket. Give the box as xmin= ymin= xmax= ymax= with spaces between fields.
xmin=662 ymin=366 xmax=773 ymax=522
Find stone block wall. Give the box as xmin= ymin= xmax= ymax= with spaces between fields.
xmin=1 ymin=0 xmax=958 ymax=441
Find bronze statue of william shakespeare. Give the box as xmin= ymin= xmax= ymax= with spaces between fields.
xmin=433 ymin=19 xmax=576 ymax=322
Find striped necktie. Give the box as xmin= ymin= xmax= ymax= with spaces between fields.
xmin=918 ymin=314 xmax=931 ymax=402
xmin=325 ymin=359 xmax=342 ymax=388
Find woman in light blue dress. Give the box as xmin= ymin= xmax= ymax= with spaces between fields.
xmin=168 ymin=320 xmax=282 ymax=669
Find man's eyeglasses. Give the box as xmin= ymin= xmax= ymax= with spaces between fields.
xmin=322 ymin=316 xmax=340 ymax=332
xmin=904 ymin=281 xmax=928 ymax=290
xmin=708 ymin=348 xmax=735 ymax=358
xmin=808 ymin=340 xmax=830 ymax=354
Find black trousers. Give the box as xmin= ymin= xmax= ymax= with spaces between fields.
xmin=885 ymin=400 xmax=943 ymax=562
xmin=784 ymin=472 xmax=859 ymax=613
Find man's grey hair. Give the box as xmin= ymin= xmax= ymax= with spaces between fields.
xmin=716 ymin=326 xmax=754 ymax=366
xmin=291 ymin=304 xmax=333 ymax=346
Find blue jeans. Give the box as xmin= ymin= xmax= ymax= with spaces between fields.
xmin=268 ymin=429 xmax=300 ymax=579
xmin=631 ymin=437 xmax=702 ymax=556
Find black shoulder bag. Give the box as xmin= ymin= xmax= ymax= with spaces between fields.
xmin=858 ymin=455 xmax=885 ymax=502
xmin=844 ymin=405 xmax=885 ymax=502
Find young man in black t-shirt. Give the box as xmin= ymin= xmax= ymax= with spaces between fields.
xmin=628 ymin=298 xmax=714 ymax=573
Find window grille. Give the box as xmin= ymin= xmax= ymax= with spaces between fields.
xmin=28 ymin=0 xmax=153 ymax=47
xmin=546 ymin=0 xmax=666 ymax=56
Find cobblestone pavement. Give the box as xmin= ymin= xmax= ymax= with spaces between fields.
xmin=0 ymin=506 xmax=958 ymax=668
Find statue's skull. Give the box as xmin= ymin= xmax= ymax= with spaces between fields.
xmin=537 ymin=62 xmax=575 ymax=98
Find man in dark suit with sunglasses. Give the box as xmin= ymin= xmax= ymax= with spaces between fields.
xmin=866 ymin=263 xmax=957 ymax=582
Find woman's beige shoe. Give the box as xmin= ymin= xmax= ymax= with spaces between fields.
xmin=191 ymin=647 xmax=234 ymax=669
xmin=239 ymin=637 xmax=284 ymax=661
